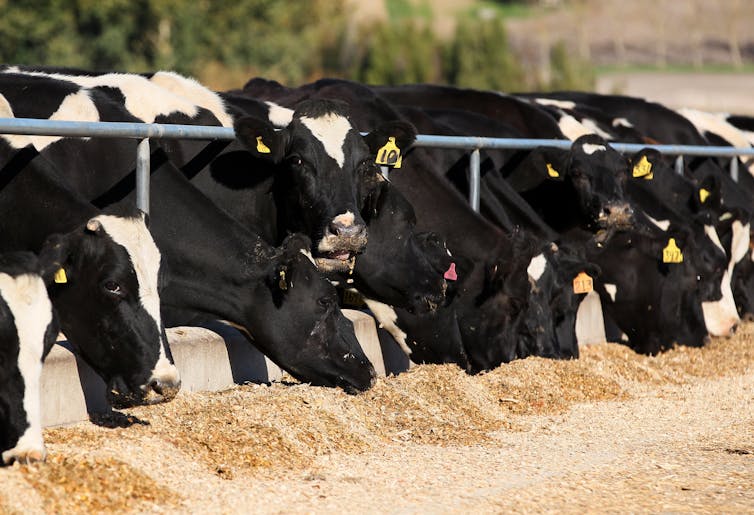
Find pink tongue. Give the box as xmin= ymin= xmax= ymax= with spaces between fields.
xmin=444 ymin=262 xmax=457 ymax=281
xmin=333 ymin=252 xmax=350 ymax=261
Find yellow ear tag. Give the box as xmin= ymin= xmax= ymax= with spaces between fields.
xmin=256 ymin=136 xmax=271 ymax=154
xmin=546 ymin=163 xmax=559 ymax=178
xmin=278 ymin=269 xmax=287 ymax=290
xmin=632 ymin=155 xmax=653 ymax=180
xmin=375 ymin=136 xmax=402 ymax=169
xmin=699 ymin=188 xmax=710 ymax=203
xmin=54 ymin=268 xmax=67 ymax=284
xmin=572 ymin=271 xmax=593 ymax=294
xmin=662 ymin=238 xmax=684 ymax=263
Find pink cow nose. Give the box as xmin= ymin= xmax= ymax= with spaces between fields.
xmin=444 ymin=262 xmax=457 ymax=281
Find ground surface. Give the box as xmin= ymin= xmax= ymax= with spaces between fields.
xmin=1 ymin=325 xmax=752 ymax=514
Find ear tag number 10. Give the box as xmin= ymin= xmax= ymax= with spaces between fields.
xmin=375 ymin=137 xmax=402 ymax=169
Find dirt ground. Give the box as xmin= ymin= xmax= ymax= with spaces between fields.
xmin=1 ymin=324 xmax=752 ymax=514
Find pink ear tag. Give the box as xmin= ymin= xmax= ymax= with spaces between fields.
xmin=444 ymin=262 xmax=458 ymax=281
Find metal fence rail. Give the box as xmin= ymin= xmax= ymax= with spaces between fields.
xmin=2 ymin=117 xmax=754 ymax=214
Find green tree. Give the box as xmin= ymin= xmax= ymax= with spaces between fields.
xmin=444 ymin=16 xmax=525 ymax=92
xmin=545 ymin=40 xmax=595 ymax=91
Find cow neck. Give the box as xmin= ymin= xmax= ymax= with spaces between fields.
xmin=0 ymin=146 xmax=97 ymax=252
xmin=141 ymin=159 xmax=275 ymax=324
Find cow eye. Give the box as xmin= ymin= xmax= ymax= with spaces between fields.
xmin=103 ymin=280 xmax=122 ymax=295
xmin=288 ymin=155 xmax=303 ymax=167
xmin=317 ymin=296 xmax=333 ymax=309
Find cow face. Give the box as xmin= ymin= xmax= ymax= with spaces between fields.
xmin=234 ymin=101 xmax=416 ymax=274
xmin=354 ymin=174 xmax=450 ymax=314
xmin=247 ymin=234 xmax=376 ymax=393
xmin=41 ymin=214 xmax=180 ymax=408
xmin=568 ymin=135 xmax=633 ymax=231
xmin=0 ymin=252 xmax=58 ymax=466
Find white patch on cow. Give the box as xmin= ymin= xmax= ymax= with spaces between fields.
xmin=300 ymin=113 xmax=353 ymax=168
xmin=580 ymin=118 xmax=613 ymax=140
xmin=534 ymin=98 xmax=576 ymax=110
xmin=702 ymin=269 xmax=739 ymax=336
xmin=575 ymin=290 xmax=607 ymax=346
xmin=581 ymin=143 xmax=606 ymax=155
xmin=94 ymin=214 xmax=179 ymax=387
xmin=557 ymin=115 xmax=593 ymax=141
xmin=604 ymin=283 xmax=618 ymax=302
xmin=8 ymin=69 xmax=199 ymax=124
xmin=149 ymin=71 xmax=234 ymax=127
xmin=679 ymin=108 xmax=754 ymax=177
xmin=701 ymin=222 xmax=748 ymax=336
xmin=265 ymin=101 xmax=294 ymax=128
xmin=719 ymin=212 xmax=734 ymax=222
xmin=362 ymin=298 xmax=412 ymax=356
xmin=645 ymin=214 xmax=670 ymax=231
xmin=32 ymin=90 xmax=100 ymax=150
xmin=332 ymin=211 xmax=355 ymax=227
xmin=526 ymin=253 xmax=547 ymax=282
xmin=612 ymin=117 xmax=634 ymax=128
xmin=704 ymin=225 xmax=725 ymax=253
xmin=0 ymin=273 xmax=52 ymax=465
xmin=0 ymin=94 xmax=35 ymax=149
xmin=299 ymin=248 xmax=317 ymax=267
xmin=730 ymin=221 xmax=750 ymax=267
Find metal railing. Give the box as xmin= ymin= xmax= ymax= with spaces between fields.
xmin=2 ymin=117 xmax=754 ymax=214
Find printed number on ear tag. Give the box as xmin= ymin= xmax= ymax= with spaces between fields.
xmin=662 ymin=238 xmax=684 ymax=263
xmin=256 ymin=136 xmax=271 ymax=154
xmin=54 ymin=268 xmax=67 ymax=284
xmin=632 ymin=155 xmax=653 ymax=180
xmin=546 ymin=163 xmax=559 ymax=178
xmin=342 ymin=289 xmax=365 ymax=307
xmin=572 ymin=271 xmax=593 ymax=294
xmin=699 ymin=188 xmax=710 ymax=203
xmin=375 ymin=137 xmax=402 ymax=169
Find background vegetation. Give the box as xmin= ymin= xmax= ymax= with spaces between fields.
xmin=0 ymin=0 xmax=593 ymax=91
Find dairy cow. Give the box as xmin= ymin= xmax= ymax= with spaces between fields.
xmin=0 ymin=71 xmax=376 ymax=391
xmin=0 ymin=86 xmax=181 ymax=407
xmin=0 ymin=253 xmax=58 ymax=465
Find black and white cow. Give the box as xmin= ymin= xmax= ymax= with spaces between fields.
xmin=0 ymin=71 xmax=376 ymax=392
xmin=0 ymin=85 xmax=181 ymax=407
xmin=0 ymin=252 xmax=58 ymax=465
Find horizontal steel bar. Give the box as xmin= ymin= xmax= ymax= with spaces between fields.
xmin=3 ymin=117 xmax=754 ymax=158
xmin=0 ymin=117 xmax=235 ymax=140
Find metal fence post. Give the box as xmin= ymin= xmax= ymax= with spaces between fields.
xmin=675 ymin=155 xmax=684 ymax=175
xmin=469 ymin=148 xmax=480 ymax=212
xmin=136 ymin=138 xmax=150 ymax=214
xmin=730 ymin=156 xmax=739 ymax=183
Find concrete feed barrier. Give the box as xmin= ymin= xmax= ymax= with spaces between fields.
xmin=41 ymin=309 xmax=409 ymax=427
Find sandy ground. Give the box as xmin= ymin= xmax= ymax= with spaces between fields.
xmin=1 ymin=324 xmax=752 ymax=514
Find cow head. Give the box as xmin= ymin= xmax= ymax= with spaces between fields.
xmin=247 ymin=234 xmax=376 ymax=393
xmin=354 ymin=172 xmax=451 ymax=314
xmin=39 ymin=213 xmax=180 ymax=408
xmin=0 ymin=252 xmax=58 ymax=466
xmin=233 ymin=100 xmax=416 ymax=274
xmin=568 ymin=135 xmax=633 ymax=231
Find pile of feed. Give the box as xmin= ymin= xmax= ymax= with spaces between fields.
xmin=1 ymin=326 xmax=752 ymax=513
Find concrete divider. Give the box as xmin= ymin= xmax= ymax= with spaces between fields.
xmin=41 ymin=309 xmax=410 ymax=427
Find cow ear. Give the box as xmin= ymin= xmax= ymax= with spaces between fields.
xmin=630 ymin=148 xmax=661 ymax=180
xmin=234 ymin=116 xmax=286 ymax=163
xmin=364 ymin=121 xmax=417 ymax=162
xmin=38 ymin=233 xmax=75 ymax=286
xmin=280 ymin=233 xmax=312 ymax=261
xmin=506 ymin=147 xmax=567 ymax=192
xmin=695 ymin=174 xmax=721 ymax=209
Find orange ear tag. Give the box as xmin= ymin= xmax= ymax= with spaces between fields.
xmin=572 ymin=271 xmax=593 ymax=294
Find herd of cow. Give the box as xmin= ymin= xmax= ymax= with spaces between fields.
xmin=1 ymin=65 xmax=753 ymax=466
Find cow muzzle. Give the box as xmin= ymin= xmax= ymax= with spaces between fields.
xmin=597 ymin=201 xmax=634 ymax=229
xmin=107 ymin=374 xmax=181 ymax=408
xmin=316 ymin=217 xmax=368 ymax=273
